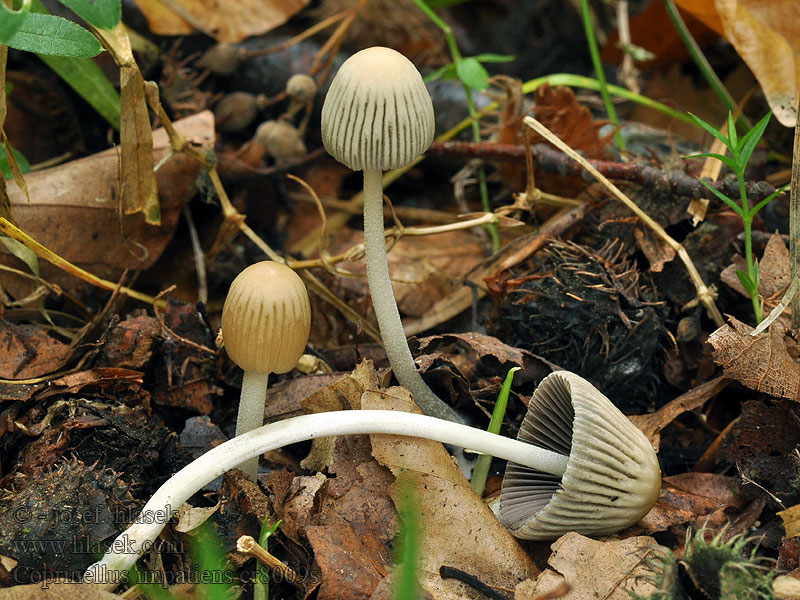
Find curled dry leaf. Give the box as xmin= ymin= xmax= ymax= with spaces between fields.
xmin=131 ymin=0 xmax=310 ymax=43
xmin=1 ymin=112 xmax=214 ymax=298
xmin=721 ymin=233 xmax=791 ymax=313
xmin=708 ymin=316 xmax=800 ymax=400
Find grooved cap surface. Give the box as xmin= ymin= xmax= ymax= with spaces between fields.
xmin=221 ymin=261 xmax=311 ymax=374
xmin=321 ymin=46 xmax=435 ymax=171
xmin=499 ymin=371 xmax=661 ymax=540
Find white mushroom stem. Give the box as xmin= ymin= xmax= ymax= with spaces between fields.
xmin=83 ymin=409 xmax=568 ymax=583
xmin=363 ymin=170 xmax=463 ymax=424
xmin=234 ymin=370 xmax=270 ymax=479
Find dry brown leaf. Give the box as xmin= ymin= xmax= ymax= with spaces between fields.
xmin=1 ymin=111 xmax=214 ymax=297
xmin=721 ymin=233 xmax=791 ymax=315
xmin=778 ymin=504 xmax=800 ymax=538
xmin=630 ymin=376 xmax=728 ymax=451
xmin=364 ymin=387 xmax=538 ymax=599
xmin=635 ymin=472 xmax=747 ymax=537
xmin=676 ymin=0 xmax=799 ymax=125
xmin=687 ymin=198 xmax=709 ymax=227
xmin=527 ymin=532 xmax=660 ymax=600
xmin=131 ymin=0 xmax=309 ymax=42
xmin=708 ymin=316 xmax=800 ymax=400
xmin=634 ymin=227 xmax=676 ymax=273
xmin=0 ymin=322 xmax=72 ymax=380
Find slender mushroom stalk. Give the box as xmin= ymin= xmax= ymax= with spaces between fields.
xmin=221 ymin=261 xmax=311 ymax=479
xmin=83 ymin=371 xmax=661 ymax=583
xmin=321 ymin=46 xmax=462 ymax=424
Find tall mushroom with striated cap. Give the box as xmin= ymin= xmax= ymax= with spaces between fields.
xmin=221 ymin=261 xmax=311 ymax=479
xmin=321 ymin=46 xmax=461 ymax=423
xmin=499 ymin=370 xmax=662 ymax=539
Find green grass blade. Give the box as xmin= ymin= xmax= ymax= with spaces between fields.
xmin=687 ymin=112 xmax=731 ymax=148
xmin=696 ymin=178 xmax=744 ymax=216
xmin=737 ymin=111 xmax=771 ymax=170
xmin=37 ymin=53 xmax=120 ymax=130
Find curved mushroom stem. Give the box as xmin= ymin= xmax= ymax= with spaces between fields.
xmin=363 ymin=169 xmax=464 ymax=424
xmin=234 ymin=371 xmax=269 ymax=479
xmin=83 ymin=409 xmax=568 ymax=583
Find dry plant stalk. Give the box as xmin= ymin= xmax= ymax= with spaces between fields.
xmin=791 ymin=98 xmax=800 ymax=330
xmin=523 ymin=116 xmax=724 ymax=327
xmin=236 ymin=535 xmax=304 ymax=591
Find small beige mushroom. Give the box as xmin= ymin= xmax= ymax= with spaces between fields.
xmin=221 ymin=261 xmax=311 ymax=479
xmin=499 ymin=370 xmax=661 ymax=539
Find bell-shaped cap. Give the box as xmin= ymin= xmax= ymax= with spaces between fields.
xmin=499 ymin=371 xmax=661 ymax=540
xmin=221 ymin=261 xmax=311 ymax=375
xmin=321 ymin=46 xmax=435 ymax=172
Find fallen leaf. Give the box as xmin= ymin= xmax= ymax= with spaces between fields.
xmin=708 ymin=316 xmax=800 ymax=400
xmin=630 ymin=376 xmax=728 ymax=451
xmin=634 ymin=227 xmax=676 ymax=272
xmin=131 ymin=0 xmax=310 ymax=43
xmin=528 ymin=532 xmax=660 ymax=599
xmin=0 ymin=322 xmax=71 ymax=379
xmin=174 ymin=501 xmax=220 ymax=533
xmin=676 ymin=0 xmax=800 ymax=125
xmin=2 ymin=112 xmax=214 ymax=297
xmin=364 ymin=387 xmax=538 ymax=599
xmin=779 ymin=504 xmax=800 ymax=539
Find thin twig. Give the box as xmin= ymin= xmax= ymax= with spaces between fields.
xmin=523 ymin=116 xmax=724 ymax=326
xmin=183 ymin=205 xmax=208 ymax=305
xmin=791 ymin=98 xmax=800 ymax=331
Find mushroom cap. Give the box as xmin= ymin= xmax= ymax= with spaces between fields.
xmin=499 ymin=371 xmax=661 ymax=540
xmin=321 ymin=46 xmax=435 ymax=171
xmin=254 ymin=120 xmax=307 ymax=166
xmin=221 ymin=261 xmax=311 ymax=375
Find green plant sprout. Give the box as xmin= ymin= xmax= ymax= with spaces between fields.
xmin=687 ymin=111 xmax=789 ymax=324
xmin=412 ymin=0 xmax=514 ymax=251
xmin=470 ymin=366 xmax=519 ymax=496
xmin=578 ymin=0 xmax=625 ymax=153
xmin=392 ymin=477 xmax=421 ymax=600
xmin=253 ymin=517 xmax=282 ymax=600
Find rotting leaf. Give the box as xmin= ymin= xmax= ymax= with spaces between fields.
xmin=634 ymin=227 xmax=676 ymax=273
xmin=130 ymin=0 xmax=310 ymax=43
xmin=708 ymin=316 xmax=800 ymax=400
xmin=0 ymin=321 xmax=72 ymax=380
xmin=527 ymin=532 xmax=661 ymax=599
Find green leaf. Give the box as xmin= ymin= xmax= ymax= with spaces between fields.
xmin=0 ymin=0 xmax=31 ymax=45
xmin=737 ymin=111 xmax=771 ymax=172
xmin=6 ymin=13 xmax=102 ymax=57
xmin=750 ymin=183 xmax=789 ymax=216
xmin=0 ymin=236 xmax=39 ymax=277
xmin=456 ymin=56 xmax=490 ymax=91
xmin=686 ymin=151 xmax=740 ymax=175
xmin=472 ymin=53 xmax=515 ymax=64
xmin=736 ymin=269 xmax=755 ymax=293
xmin=687 ymin=112 xmax=731 ymax=149
xmin=424 ymin=62 xmax=457 ymax=83
xmin=53 ymin=0 xmax=120 ymax=30
xmin=0 ymin=146 xmax=29 ymax=180
xmin=726 ymin=112 xmax=737 ymax=155
xmin=696 ymin=178 xmax=743 ymax=216
xmin=38 ymin=54 xmax=120 ymax=129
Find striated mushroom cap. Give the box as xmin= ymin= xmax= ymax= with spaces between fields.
xmin=500 ymin=371 xmax=661 ymax=540
xmin=321 ymin=46 xmax=435 ymax=172
xmin=221 ymin=261 xmax=311 ymax=375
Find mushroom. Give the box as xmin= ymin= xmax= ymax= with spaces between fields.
xmin=221 ymin=261 xmax=311 ymax=479
xmin=84 ymin=371 xmax=660 ymax=582
xmin=321 ymin=46 xmax=460 ymax=423
xmin=499 ymin=371 xmax=661 ymax=539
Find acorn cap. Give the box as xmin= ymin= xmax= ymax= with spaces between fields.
xmin=499 ymin=371 xmax=661 ymax=540
xmin=221 ymin=261 xmax=311 ymax=375
xmin=321 ymin=46 xmax=434 ymax=172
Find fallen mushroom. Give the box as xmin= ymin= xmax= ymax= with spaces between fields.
xmin=221 ymin=261 xmax=311 ymax=479
xmin=83 ymin=371 xmax=660 ymax=582
xmin=321 ymin=46 xmax=461 ymax=423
